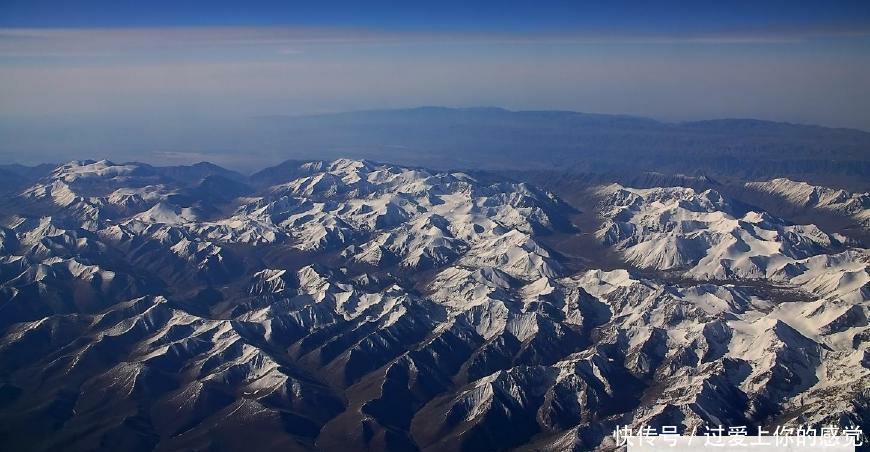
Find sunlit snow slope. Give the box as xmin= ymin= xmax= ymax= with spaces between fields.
xmin=0 ymin=159 xmax=867 ymax=451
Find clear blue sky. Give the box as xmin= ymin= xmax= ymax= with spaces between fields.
xmin=1 ymin=1 xmax=870 ymax=165
xmin=2 ymin=0 xmax=869 ymax=33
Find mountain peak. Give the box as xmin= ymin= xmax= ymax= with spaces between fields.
xmin=0 ymin=158 xmax=867 ymax=451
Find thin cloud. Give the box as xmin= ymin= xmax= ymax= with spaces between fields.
xmin=1 ymin=25 xmax=869 ymax=130
xmin=2 ymin=25 xmax=870 ymax=59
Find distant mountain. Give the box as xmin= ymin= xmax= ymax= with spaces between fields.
xmin=4 ymin=107 xmax=867 ymax=189
xmin=0 ymin=163 xmax=54 ymax=194
xmin=0 ymin=158 xmax=867 ymax=451
xmin=253 ymin=107 xmax=870 ymax=190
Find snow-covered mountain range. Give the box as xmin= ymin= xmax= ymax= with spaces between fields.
xmin=745 ymin=178 xmax=870 ymax=230
xmin=0 ymin=159 xmax=867 ymax=451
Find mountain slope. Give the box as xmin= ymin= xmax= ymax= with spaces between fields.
xmin=745 ymin=178 xmax=870 ymax=230
xmin=0 ymin=159 xmax=867 ymax=451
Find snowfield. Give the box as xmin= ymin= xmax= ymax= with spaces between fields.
xmin=0 ymin=159 xmax=866 ymax=451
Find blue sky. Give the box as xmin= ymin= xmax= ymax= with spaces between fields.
xmin=1 ymin=1 xmax=870 ymax=165
xmin=3 ymin=1 xmax=870 ymax=33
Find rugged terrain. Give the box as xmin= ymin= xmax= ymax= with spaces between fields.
xmin=0 ymin=159 xmax=867 ymax=451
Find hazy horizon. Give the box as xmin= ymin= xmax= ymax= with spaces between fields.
xmin=3 ymin=1 xmax=870 ymax=168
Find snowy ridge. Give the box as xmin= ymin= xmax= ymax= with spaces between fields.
xmin=746 ymin=178 xmax=870 ymax=229
xmin=0 ymin=159 xmax=867 ymax=451
xmin=594 ymin=184 xmax=854 ymax=282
